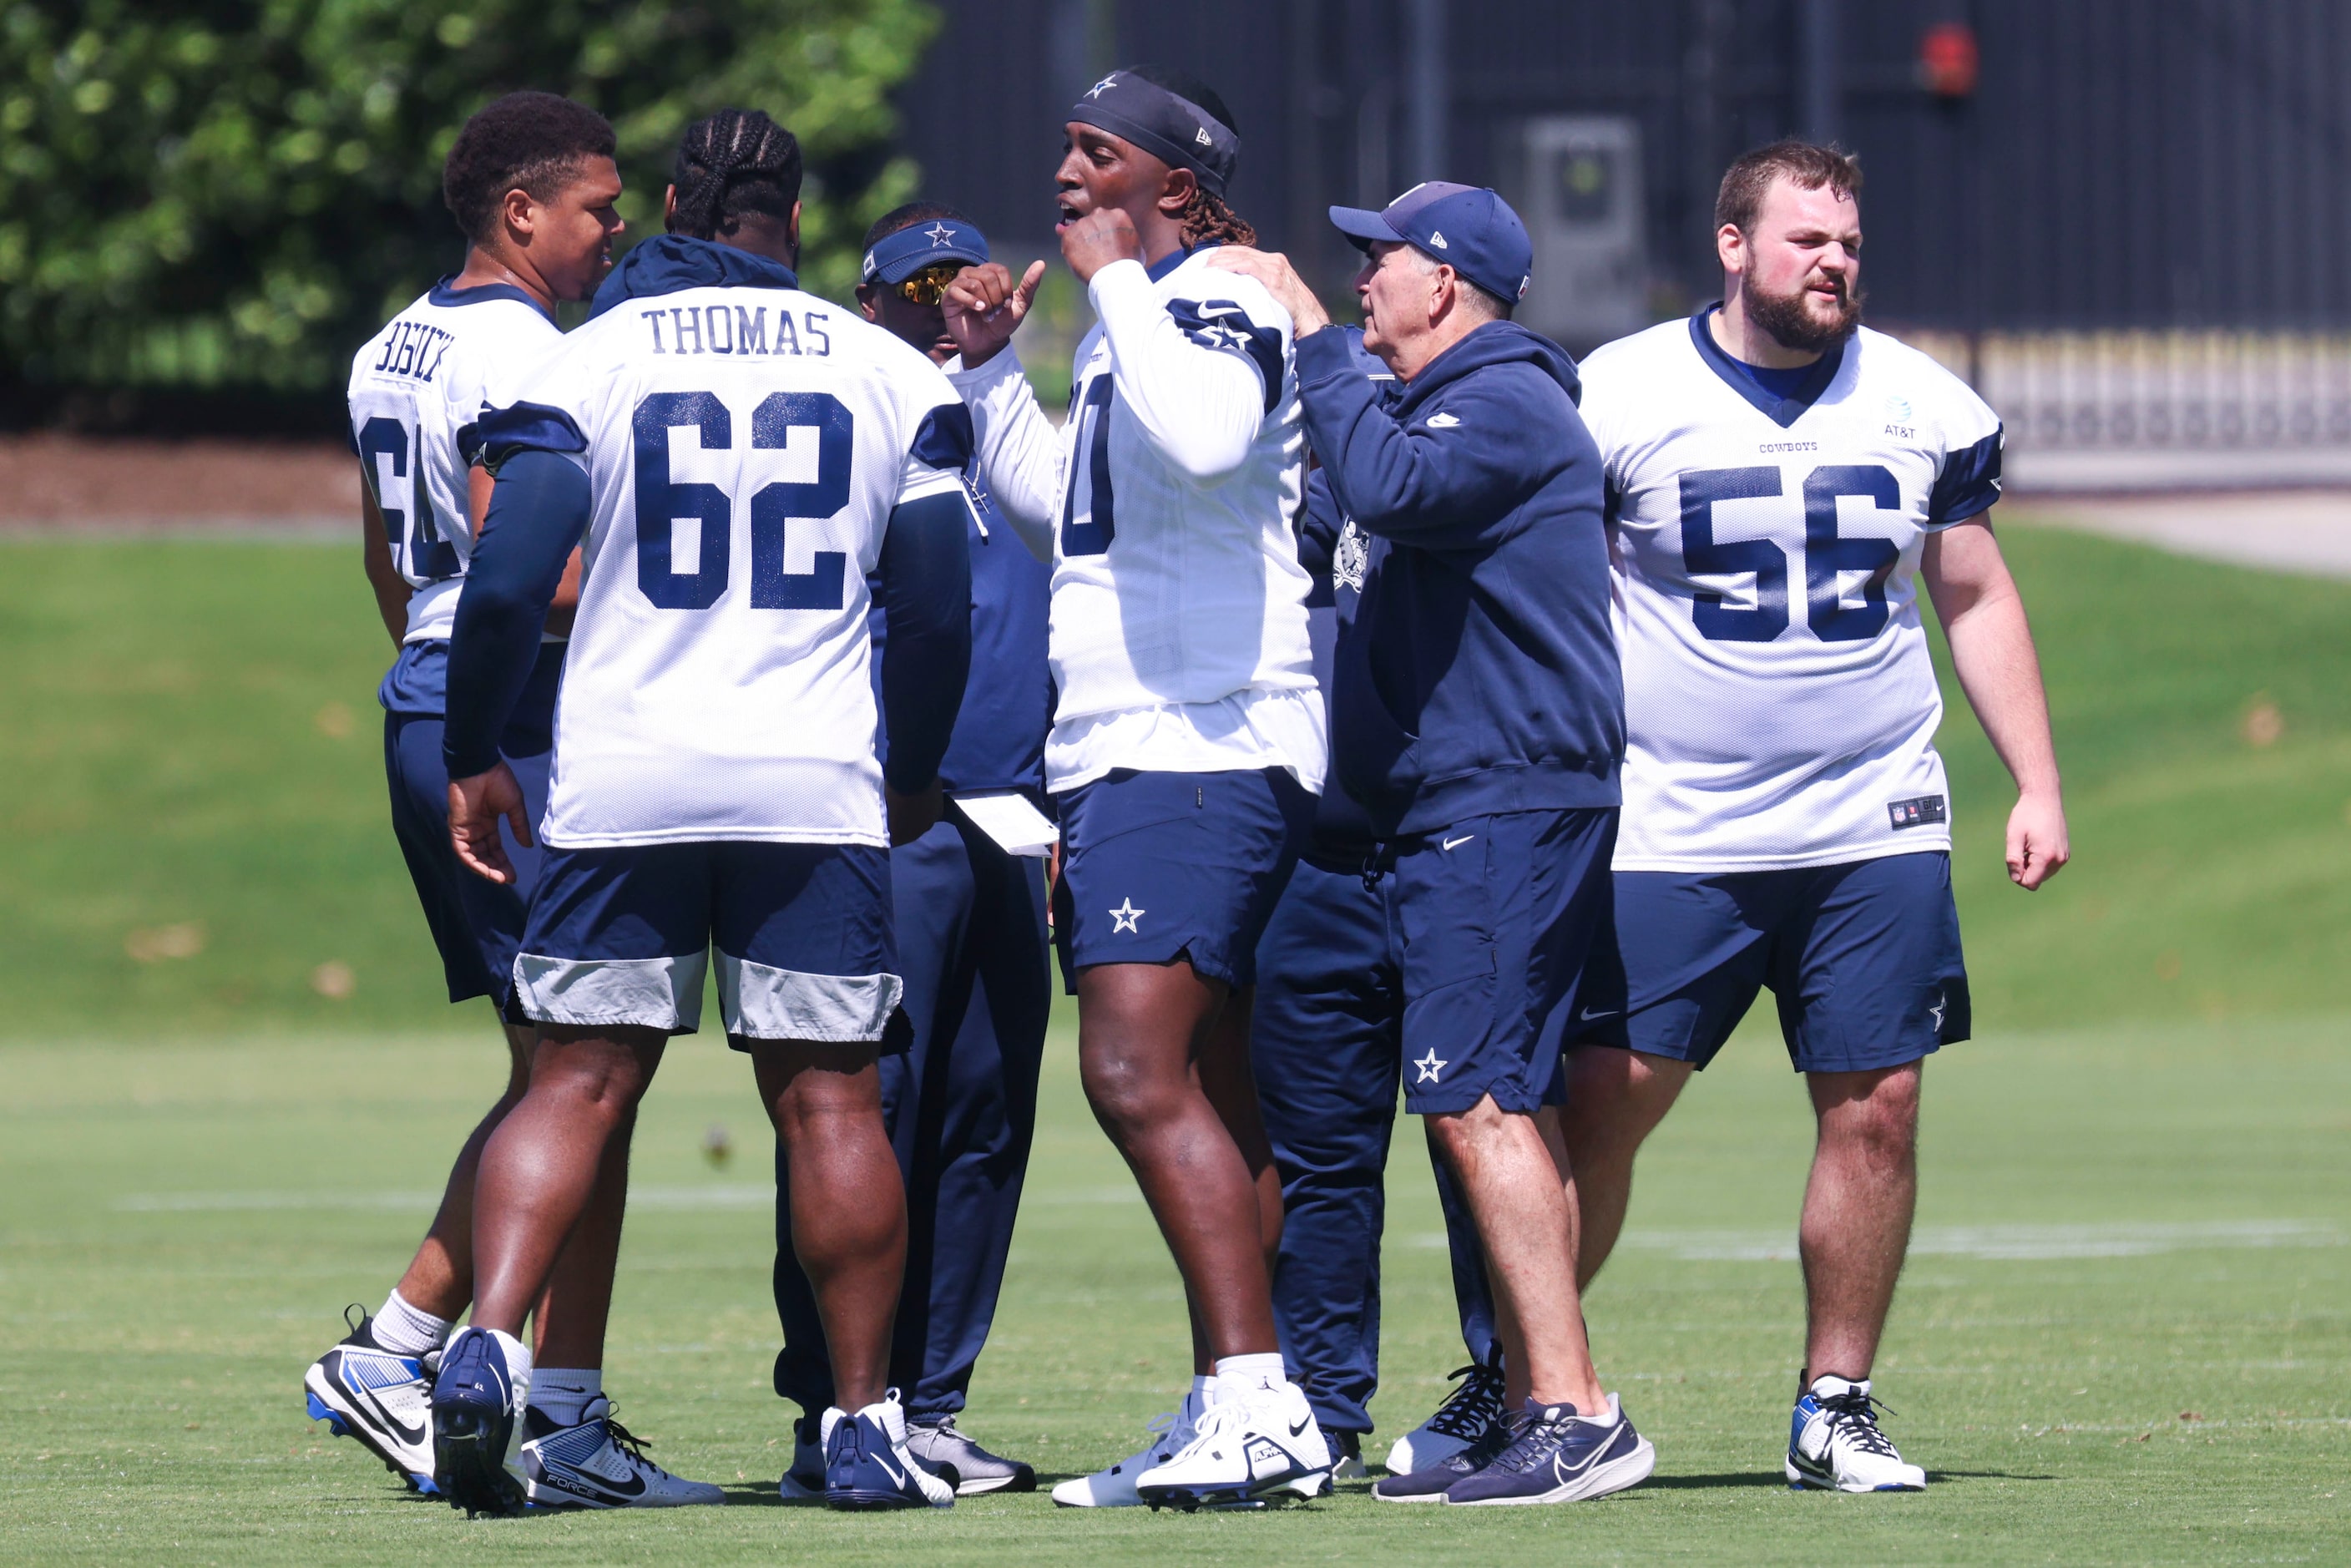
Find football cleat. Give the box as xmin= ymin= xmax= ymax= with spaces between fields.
xmin=1444 ymin=1393 xmax=1655 ymax=1506
xmin=1050 ymin=1390 xmax=1206 ymax=1508
xmin=430 ymin=1326 xmax=533 ymax=1517
xmin=776 ymin=1411 xmax=827 ymax=1501
xmin=520 ymin=1396 xmax=726 ymax=1509
xmin=904 ymin=1414 xmax=1036 ymax=1495
xmin=1785 ymin=1375 xmax=1926 ymax=1492
xmin=1135 ymin=1379 xmax=1331 ymax=1511
xmin=1372 ymin=1405 xmax=1519 ymax=1502
xmin=1383 ymin=1361 xmax=1506 ymax=1476
xmin=303 ymin=1305 xmax=438 ymax=1494
xmin=823 ymin=1391 xmax=955 ymax=1510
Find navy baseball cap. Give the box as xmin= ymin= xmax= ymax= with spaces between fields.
xmin=1329 ymin=182 xmax=1533 ymax=306
xmin=862 ymin=215 xmax=988 ymax=286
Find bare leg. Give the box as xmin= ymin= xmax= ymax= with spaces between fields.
xmin=390 ymin=1019 xmax=534 ymax=1321
xmin=469 ymin=1026 xmax=665 ymax=1336
xmin=1558 ymin=1046 xmax=1694 ymax=1289
xmin=1799 ymin=1064 xmax=1921 ymax=1378
xmin=532 ymin=1105 xmax=634 ymax=1368
xmin=1188 ymin=989 xmax=1282 ymax=1373
xmin=1078 ymin=961 xmax=1278 ymax=1362
xmin=754 ymin=1041 xmax=905 ymax=1414
xmin=1428 ymin=1095 xmax=1605 ymax=1413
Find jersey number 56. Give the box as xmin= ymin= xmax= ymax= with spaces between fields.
xmin=1678 ymin=463 xmax=1900 ymax=643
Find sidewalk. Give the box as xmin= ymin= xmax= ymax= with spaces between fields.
xmin=0 ymin=433 xmax=351 ymax=534
xmin=2010 ymin=490 xmax=2351 ymax=580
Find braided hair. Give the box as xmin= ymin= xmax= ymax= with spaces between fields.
xmin=669 ymin=109 xmax=803 ymax=240
xmin=1125 ymin=64 xmax=1258 ymax=249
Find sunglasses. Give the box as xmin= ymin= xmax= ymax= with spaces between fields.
xmin=893 ymin=262 xmax=967 ymax=306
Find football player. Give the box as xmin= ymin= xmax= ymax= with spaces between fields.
xmin=770 ymin=203 xmax=1052 ymax=1500
xmin=1566 ymin=140 xmax=2070 ymax=1493
xmin=427 ymin=109 xmax=973 ymax=1516
xmin=941 ymin=67 xmax=1332 ymax=1508
xmin=307 ymin=91 xmax=696 ymax=1507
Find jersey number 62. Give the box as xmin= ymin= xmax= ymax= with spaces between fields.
xmin=632 ymin=390 xmax=852 ymax=610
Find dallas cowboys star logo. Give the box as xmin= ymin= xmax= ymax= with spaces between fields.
xmin=1109 ymin=898 xmax=1145 ymax=933
xmin=923 ymin=221 xmax=957 ymax=248
xmin=1412 ymin=1049 xmax=1447 ymax=1084
xmin=1928 ymin=992 xmax=1946 ymax=1030
xmin=1085 ymin=73 xmax=1120 ymax=99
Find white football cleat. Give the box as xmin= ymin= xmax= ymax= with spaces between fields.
xmin=303 ymin=1307 xmax=438 ymax=1494
xmin=1785 ymin=1376 xmax=1926 ymax=1493
xmin=1135 ymin=1378 xmax=1331 ymax=1510
xmin=1050 ymin=1389 xmax=1205 ymax=1508
xmin=520 ymin=1396 xmax=727 ymax=1509
xmin=1384 ymin=1361 xmax=1506 ymax=1476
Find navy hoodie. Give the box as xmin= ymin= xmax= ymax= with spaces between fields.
xmin=1292 ymin=320 xmax=1623 ymax=838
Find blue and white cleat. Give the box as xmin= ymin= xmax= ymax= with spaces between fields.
xmin=822 ymin=1391 xmax=955 ymax=1510
xmin=1049 ymin=1390 xmax=1204 ymax=1507
xmin=1443 ymin=1394 xmax=1655 ymax=1506
xmin=430 ymin=1326 xmax=533 ymax=1517
xmin=1383 ymin=1361 xmax=1506 ymax=1477
xmin=303 ymin=1306 xmax=438 ymax=1494
xmin=1785 ymin=1375 xmax=1926 ymax=1492
xmin=520 ymin=1396 xmax=727 ymax=1510
xmin=1135 ymin=1379 xmax=1331 ymax=1511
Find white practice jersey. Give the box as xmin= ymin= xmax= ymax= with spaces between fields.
xmin=482 ymin=282 xmax=970 ymax=848
xmin=346 ymin=282 xmax=562 ymax=643
xmin=1580 ymin=315 xmax=2004 ymax=872
xmin=951 ymin=249 xmax=1323 ymax=793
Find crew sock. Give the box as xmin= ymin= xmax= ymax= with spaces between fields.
xmin=1212 ymin=1353 xmax=1288 ymax=1399
xmin=529 ymin=1368 xmax=604 ymax=1428
xmin=372 ymin=1290 xmax=453 ymax=1358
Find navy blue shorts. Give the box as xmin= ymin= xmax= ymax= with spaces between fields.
xmin=382 ymin=643 xmax=561 ymax=1020
xmin=1379 ymin=807 xmax=1625 ymax=1116
xmin=1593 ymin=851 xmax=1969 ymax=1075
xmin=514 ymin=840 xmax=902 ymax=1046
xmin=1050 ymin=766 xmax=1315 ymax=992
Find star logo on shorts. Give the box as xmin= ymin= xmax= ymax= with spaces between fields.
xmin=1109 ymin=898 xmax=1145 ymax=933
xmin=923 ymin=221 xmax=957 ymax=247
xmin=1928 ymin=991 xmax=1946 ymax=1031
xmin=1412 ymin=1048 xmax=1448 ymax=1084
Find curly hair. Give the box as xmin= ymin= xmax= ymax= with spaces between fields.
xmin=669 ymin=109 xmax=803 ymax=241
xmin=442 ymin=92 xmax=616 ymax=245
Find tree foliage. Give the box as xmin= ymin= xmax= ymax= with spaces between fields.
xmin=0 ymin=0 xmax=936 ymax=392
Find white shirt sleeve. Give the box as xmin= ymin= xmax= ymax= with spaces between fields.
xmin=947 ymin=347 xmax=1062 ymax=562
xmin=1088 ymin=259 xmax=1282 ymax=485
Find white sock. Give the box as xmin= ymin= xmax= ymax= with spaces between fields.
xmin=528 ymin=1367 xmax=603 ymax=1427
xmin=372 ymin=1290 xmax=453 ymax=1358
xmin=1212 ymin=1353 xmax=1287 ymax=1398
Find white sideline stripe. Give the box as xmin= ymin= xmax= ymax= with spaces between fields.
xmin=114 ymin=1183 xmax=1149 ymax=1214
xmin=1414 ymin=1219 xmax=2346 ymax=1262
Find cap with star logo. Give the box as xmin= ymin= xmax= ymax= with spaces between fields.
xmin=861 ymin=216 xmax=989 ymax=286
xmin=1329 ymin=182 xmax=1534 ymax=308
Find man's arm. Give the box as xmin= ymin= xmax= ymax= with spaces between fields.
xmin=1920 ymin=515 xmax=2070 ymax=891
xmin=470 ymin=462 xmax=583 ymax=635
xmin=1088 ymin=260 xmax=1277 ymax=483
xmin=873 ymin=489 xmax=975 ymax=845
xmin=359 ymin=481 xmax=410 ymax=650
xmin=442 ymin=449 xmax=590 ymax=883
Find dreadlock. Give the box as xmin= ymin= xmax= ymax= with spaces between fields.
xmin=669 ymin=109 xmax=803 ymax=240
xmin=1123 ymin=64 xmax=1258 ymax=248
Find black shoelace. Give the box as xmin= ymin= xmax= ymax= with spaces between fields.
xmin=1422 ymin=1363 xmax=1508 ymax=1441
xmin=603 ymin=1408 xmax=655 ymax=1459
xmin=1818 ymin=1388 xmax=1902 ymax=1459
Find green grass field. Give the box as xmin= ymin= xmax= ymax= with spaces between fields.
xmin=0 ymin=524 xmax=2346 ymax=1562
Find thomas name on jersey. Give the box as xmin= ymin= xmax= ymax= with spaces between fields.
xmin=640 ymin=303 xmax=837 ymax=358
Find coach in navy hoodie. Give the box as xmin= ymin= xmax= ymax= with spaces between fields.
xmin=1209 ymin=186 xmax=1653 ymax=1505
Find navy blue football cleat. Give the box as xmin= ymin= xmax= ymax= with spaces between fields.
xmin=823 ymin=1391 xmax=955 ymax=1510
xmin=1443 ymin=1394 xmax=1655 ymax=1506
xmin=430 ymin=1326 xmax=532 ymax=1517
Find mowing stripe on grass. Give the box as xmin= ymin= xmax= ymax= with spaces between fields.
xmin=1414 ymin=1218 xmax=2348 ymax=1261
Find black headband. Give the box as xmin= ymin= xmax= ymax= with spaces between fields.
xmin=1068 ymin=71 xmax=1238 ymax=197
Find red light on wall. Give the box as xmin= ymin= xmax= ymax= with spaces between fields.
xmin=1919 ymin=22 xmax=1980 ymax=99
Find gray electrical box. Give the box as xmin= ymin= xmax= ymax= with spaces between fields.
xmin=1511 ymin=116 xmax=1648 ymax=352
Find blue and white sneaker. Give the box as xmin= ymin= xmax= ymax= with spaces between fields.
xmin=1786 ymin=1375 xmax=1926 ymax=1492
xmin=776 ymin=1412 xmax=826 ymax=1501
xmin=823 ymin=1391 xmax=955 ymax=1510
xmin=1372 ymin=1407 xmax=1519 ymax=1502
xmin=1135 ymin=1378 xmax=1331 ymax=1510
xmin=1443 ymin=1394 xmax=1655 ymax=1506
xmin=1049 ymin=1390 xmax=1204 ymax=1507
xmin=303 ymin=1306 xmax=438 ymax=1494
xmin=1322 ymin=1427 xmax=1368 ymax=1483
xmin=430 ymin=1326 xmax=533 ymax=1517
xmin=1383 ymin=1361 xmax=1506 ymax=1476
xmin=520 ymin=1396 xmax=727 ymax=1510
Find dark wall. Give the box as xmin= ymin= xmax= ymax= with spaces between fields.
xmin=896 ymin=0 xmax=2351 ymax=332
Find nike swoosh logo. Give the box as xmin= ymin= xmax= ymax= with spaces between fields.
xmin=876 ymin=1454 xmax=909 ymax=1488
xmin=336 ymin=1358 xmax=429 ymax=1448
xmin=1442 ymin=834 xmax=1475 ymax=851
xmin=1289 ymin=1416 xmax=1312 ymax=1436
